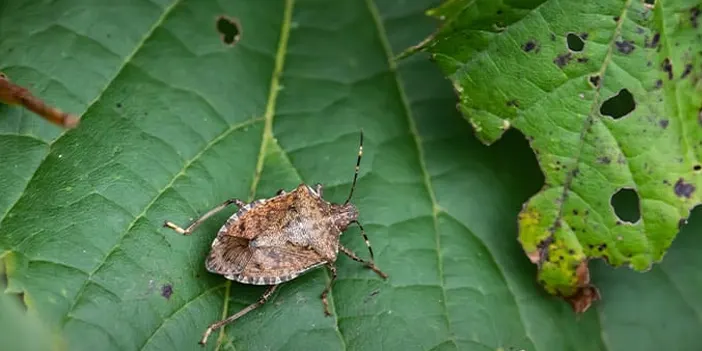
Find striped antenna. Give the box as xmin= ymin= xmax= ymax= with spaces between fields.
xmin=343 ymin=130 xmax=363 ymax=205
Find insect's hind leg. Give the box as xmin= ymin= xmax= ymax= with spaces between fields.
xmin=320 ymin=263 xmax=337 ymax=316
xmin=163 ymin=198 xmax=245 ymax=235
xmin=199 ymin=284 xmax=279 ymax=346
xmin=339 ymin=245 xmax=388 ymax=279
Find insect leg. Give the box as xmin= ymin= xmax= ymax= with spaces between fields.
xmin=350 ymin=220 xmax=374 ymax=260
xmin=320 ymin=263 xmax=337 ymax=316
xmin=339 ymin=245 xmax=388 ymax=279
xmin=163 ymin=198 xmax=245 ymax=235
xmin=199 ymin=284 xmax=279 ymax=346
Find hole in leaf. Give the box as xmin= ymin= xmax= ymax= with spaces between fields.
xmin=611 ymin=188 xmax=641 ymax=223
xmin=216 ymin=16 xmax=241 ymax=46
xmin=600 ymin=89 xmax=635 ymax=119
xmin=694 ymin=164 xmax=701 ymax=171
xmin=566 ymin=33 xmax=585 ymax=51
xmin=644 ymin=0 xmax=655 ymax=5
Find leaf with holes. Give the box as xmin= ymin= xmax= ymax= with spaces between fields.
xmin=416 ymin=0 xmax=702 ymax=310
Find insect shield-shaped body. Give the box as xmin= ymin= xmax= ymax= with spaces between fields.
xmin=163 ymin=131 xmax=387 ymax=346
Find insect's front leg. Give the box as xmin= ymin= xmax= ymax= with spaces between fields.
xmin=163 ymin=198 xmax=245 ymax=235
xmin=339 ymin=245 xmax=388 ymax=279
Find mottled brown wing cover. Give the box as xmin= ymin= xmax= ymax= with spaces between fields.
xmin=206 ymin=184 xmax=341 ymax=285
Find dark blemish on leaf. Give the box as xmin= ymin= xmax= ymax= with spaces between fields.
xmin=597 ymin=156 xmax=609 ymax=165
xmin=647 ymin=33 xmax=660 ymax=48
xmin=588 ymin=244 xmax=594 ymax=249
xmin=679 ymin=218 xmax=688 ymax=229
xmin=573 ymin=209 xmax=579 ymax=215
xmin=506 ymin=99 xmax=520 ymax=108
xmin=364 ymin=289 xmax=381 ymax=303
xmin=559 ymin=255 xmax=564 ymax=261
xmin=568 ymin=249 xmax=575 ymax=255
xmin=161 ymin=284 xmax=173 ymax=299
xmin=589 ymin=75 xmax=601 ymax=87
xmin=116 ymin=102 xmax=122 ymax=108
xmin=550 ymin=33 xmax=556 ymax=41
xmin=216 ymin=16 xmax=242 ymax=46
xmin=580 ymin=32 xmax=589 ymax=40
xmin=663 ymin=179 xmax=670 ymax=185
xmin=661 ymin=58 xmax=673 ymax=79
xmin=655 ymin=79 xmax=663 ymax=89
xmin=566 ymin=33 xmax=585 ymax=51
xmin=617 ymin=155 xmax=626 ymax=164
xmin=681 ymin=64 xmax=693 ymax=78
xmin=694 ymin=164 xmax=701 ymax=171
xmin=674 ymin=178 xmax=695 ymax=198
xmin=571 ymin=168 xmax=580 ymax=177
xmin=598 ymin=243 xmax=607 ymax=251
xmin=614 ymin=16 xmax=620 ymax=21
xmin=659 ymin=119 xmax=669 ymax=128
xmin=615 ymin=40 xmax=635 ymax=54
xmin=600 ymin=89 xmax=635 ymax=119
xmin=691 ymin=6 xmax=700 ymax=28
xmin=616 ymin=220 xmax=623 ymax=225
xmin=636 ymin=27 xmax=645 ymax=34
xmin=577 ymin=57 xmax=589 ymax=63
xmin=523 ymin=40 xmax=538 ymax=52
xmin=554 ymin=52 xmax=573 ymax=67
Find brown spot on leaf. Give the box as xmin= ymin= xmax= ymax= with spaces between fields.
xmin=661 ymin=58 xmax=673 ymax=79
xmin=577 ymin=57 xmax=589 ymax=63
xmin=554 ymin=52 xmax=573 ymax=67
xmin=681 ymin=64 xmax=693 ymax=79
xmin=615 ymin=40 xmax=635 ymax=54
xmin=655 ymin=79 xmax=663 ymax=89
xmin=523 ymin=40 xmax=538 ymax=52
xmin=589 ymin=75 xmax=601 ymax=87
xmin=674 ymin=178 xmax=695 ymax=198
xmin=161 ymin=284 xmax=173 ymax=299
xmin=565 ymin=262 xmax=600 ymax=313
xmin=613 ymin=16 xmax=620 ymax=21
xmin=646 ymin=32 xmax=660 ymax=48
xmin=691 ymin=6 xmax=700 ymax=28
xmin=659 ymin=119 xmax=669 ymax=128
xmin=506 ymin=99 xmax=520 ymax=107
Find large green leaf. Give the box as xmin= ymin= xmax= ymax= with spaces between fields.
xmin=417 ymin=0 xmax=702 ymax=308
xmin=1 ymin=1 xmax=701 ymax=351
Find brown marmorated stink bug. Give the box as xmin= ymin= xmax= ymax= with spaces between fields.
xmin=163 ymin=131 xmax=388 ymax=346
